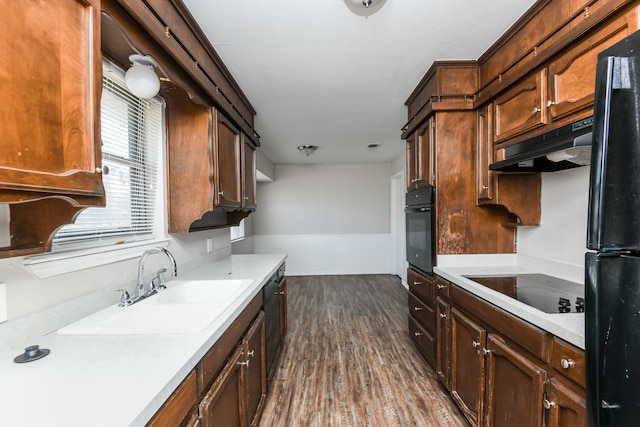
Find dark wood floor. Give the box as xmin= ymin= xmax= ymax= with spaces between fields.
xmin=259 ymin=275 xmax=468 ymax=427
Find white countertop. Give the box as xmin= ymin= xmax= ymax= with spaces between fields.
xmin=434 ymin=258 xmax=585 ymax=350
xmin=0 ymin=254 xmax=286 ymax=427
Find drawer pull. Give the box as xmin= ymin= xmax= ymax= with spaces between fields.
xmin=483 ymin=348 xmax=491 ymax=355
xmin=560 ymin=358 xmax=575 ymax=369
xmin=439 ymin=313 xmax=446 ymax=319
xmin=413 ymin=281 xmax=422 ymax=286
xmin=414 ymin=306 xmax=423 ymax=311
xmin=472 ymin=340 xmax=480 ymax=348
xmin=414 ymin=331 xmax=422 ymax=337
xmin=543 ymin=399 xmax=556 ymax=410
xmin=532 ymin=107 xmax=541 ymax=114
xmin=437 ymin=284 xmax=446 ymax=290
xmin=237 ymin=360 xmax=250 ymax=367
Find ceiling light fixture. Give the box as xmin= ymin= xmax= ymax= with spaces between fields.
xmin=297 ymin=145 xmax=318 ymax=156
xmin=343 ymin=0 xmax=387 ymax=16
xmin=125 ymin=54 xmax=161 ymax=99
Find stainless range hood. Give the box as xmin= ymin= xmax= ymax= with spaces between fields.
xmin=489 ymin=117 xmax=593 ymax=172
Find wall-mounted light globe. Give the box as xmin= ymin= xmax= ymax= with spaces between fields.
xmin=125 ymin=54 xmax=160 ymax=99
xmin=344 ymin=0 xmax=387 ymax=16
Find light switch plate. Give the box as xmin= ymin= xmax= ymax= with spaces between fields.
xmin=0 ymin=283 xmax=6 ymax=323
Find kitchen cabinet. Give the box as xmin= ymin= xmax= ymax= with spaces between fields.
xmin=148 ymin=294 xmax=266 ymax=427
xmin=450 ymin=307 xmax=486 ymax=427
xmin=200 ymin=311 xmax=265 ymax=427
xmin=408 ymin=267 xmax=437 ymax=368
xmin=278 ymin=277 xmax=288 ymax=339
xmin=166 ymin=100 xmax=256 ymax=233
xmin=494 ymin=70 xmax=548 ymax=143
xmin=475 ymin=104 xmax=495 ymax=204
xmin=435 ymin=276 xmax=452 ymax=389
xmin=484 ymin=334 xmax=547 ymax=427
xmin=406 ymin=117 xmax=436 ymax=191
xmin=547 ymin=6 xmax=639 ymax=122
xmin=0 ymin=0 xmax=106 ymax=257
xmin=544 ymin=377 xmax=586 ymax=427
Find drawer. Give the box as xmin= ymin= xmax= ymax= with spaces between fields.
xmin=408 ymin=268 xmax=435 ymax=305
xmin=147 ymin=370 xmax=198 ymax=427
xmin=552 ymin=337 xmax=586 ymax=389
xmin=409 ymin=292 xmax=436 ymax=335
xmin=435 ymin=275 xmax=451 ymax=299
xmin=409 ymin=315 xmax=436 ymax=369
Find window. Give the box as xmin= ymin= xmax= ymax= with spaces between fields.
xmin=53 ymin=62 xmax=165 ymax=250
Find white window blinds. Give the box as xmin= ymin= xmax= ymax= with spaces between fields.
xmin=53 ymin=63 xmax=164 ymax=250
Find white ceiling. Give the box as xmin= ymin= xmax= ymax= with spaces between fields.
xmin=183 ymin=0 xmax=537 ymax=165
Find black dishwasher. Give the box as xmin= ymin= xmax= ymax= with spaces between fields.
xmin=263 ymin=263 xmax=285 ymax=380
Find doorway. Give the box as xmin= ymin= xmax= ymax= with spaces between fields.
xmin=390 ymin=171 xmax=406 ymax=287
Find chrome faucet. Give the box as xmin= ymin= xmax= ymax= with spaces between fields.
xmin=134 ymin=247 xmax=178 ymax=301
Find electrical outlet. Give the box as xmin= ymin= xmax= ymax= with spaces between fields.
xmin=206 ymin=238 xmax=213 ymax=253
xmin=0 ymin=283 xmax=6 ymax=323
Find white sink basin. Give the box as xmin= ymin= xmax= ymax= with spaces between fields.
xmin=57 ymin=278 xmax=254 ymax=335
xmin=156 ymin=279 xmax=252 ymax=304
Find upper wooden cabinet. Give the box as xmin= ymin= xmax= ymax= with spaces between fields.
xmin=547 ymin=7 xmax=639 ymax=121
xmin=406 ymin=117 xmax=436 ymax=191
xmin=475 ymin=104 xmax=495 ymax=204
xmin=166 ymin=99 xmax=255 ymax=233
xmin=0 ymin=0 xmax=106 ymax=257
xmin=494 ymin=70 xmax=548 ymax=143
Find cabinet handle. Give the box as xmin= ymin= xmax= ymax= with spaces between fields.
xmin=244 ymin=196 xmax=249 ymax=201
xmin=439 ymin=313 xmax=447 ymax=319
xmin=532 ymin=107 xmax=541 ymax=114
xmin=411 ymin=179 xmax=419 ymax=183
xmin=414 ymin=331 xmax=422 ymax=337
xmin=437 ymin=284 xmax=446 ymax=290
xmin=218 ymin=191 xmax=224 ymax=197
xmin=482 ymin=185 xmax=489 ymax=191
xmin=413 ymin=281 xmax=422 ymax=286
xmin=472 ymin=340 xmax=480 ymax=348
xmin=543 ymin=399 xmax=556 ymax=410
xmin=546 ymin=100 xmax=556 ymax=107
xmin=483 ymin=348 xmax=491 ymax=355
xmin=237 ymin=360 xmax=250 ymax=367
xmin=95 ymin=165 xmax=110 ymax=175
xmin=414 ymin=306 xmax=423 ymax=311
xmin=560 ymin=358 xmax=575 ymax=369
xmin=247 ymin=350 xmax=255 ymax=357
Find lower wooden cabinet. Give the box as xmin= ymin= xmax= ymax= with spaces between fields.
xmin=410 ymin=277 xmax=588 ymax=427
xmin=148 ymin=295 xmax=266 ymax=427
xmin=450 ymin=307 xmax=486 ymax=427
xmin=484 ymin=334 xmax=546 ymax=427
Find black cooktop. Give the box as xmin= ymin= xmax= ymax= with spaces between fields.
xmin=462 ymin=274 xmax=584 ymax=314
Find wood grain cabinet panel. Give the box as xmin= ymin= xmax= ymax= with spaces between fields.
xmin=199 ymin=346 xmax=245 ymax=427
xmin=408 ymin=268 xmax=435 ymax=306
xmin=406 ymin=117 xmax=436 ymax=191
xmin=494 ymin=70 xmax=548 ymax=143
xmin=484 ymin=334 xmax=546 ymax=427
xmin=547 ymin=7 xmax=639 ymax=121
xmin=544 ymin=377 xmax=586 ymax=427
xmin=147 ymin=371 xmax=198 ymax=427
xmin=215 ymin=111 xmax=243 ymax=210
xmin=436 ymin=296 xmax=451 ymax=390
xmin=409 ymin=314 xmax=436 ymax=369
xmin=244 ymin=312 xmax=266 ymax=427
xmin=551 ymin=338 xmax=586 ymax=389
xmin=450 ymin=307 xmax=486 ymax=427
xmin=0 ymin=0 xmax=105 ymax=257
xmin=476 ymin=104 xmax=496 ymax=204
xmin=242 ymin=138 xmax=257 ymax=210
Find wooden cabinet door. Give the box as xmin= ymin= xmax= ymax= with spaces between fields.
xmin=242 ymin=138 xmax=257 ymax=210
xmin=548 ymin=9 xmax=639 ymax=121
xmin=544 ymin=377 xmax=586 ymax=427
xmin=166 ymin=99 xmax=214 ymax=233
xmin=0 ymin=0 xmax=104 ymax=202
xmin=416 ymin=117 xmax=436 ymax=188
xmin=436 ymin=296 xmax=451 ymax=390
xmin=494 ymin=70 xmax=547 ymax=143
xmin=199 ymin=346 xmax=246 ymax=427
xmin=244 ymin=312 xmax=266 ymax=427
xmin=450 ymin=308 xmax=486 ymax=427
xmin=214 ymin=111 xmax=242 ymax=209
xmin=484 ymin=334 xmax=546 ymax=427
xmin=406 ymin=132 xmax=418 ymax=191
xmin=476 ymin=104 xmax=495 ymax=205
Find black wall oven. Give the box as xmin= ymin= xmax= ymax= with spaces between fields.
xmin=406 ymin=186 xmax=435 ymax=276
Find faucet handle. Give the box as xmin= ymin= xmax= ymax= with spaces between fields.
xmin=116 ymin=289 xmax=132 ymax=307
xmin=151 ymin=268 xmax=167 ymax=291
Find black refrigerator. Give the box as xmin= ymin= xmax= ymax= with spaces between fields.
xmin=586 ymin=29 xmax=640 ymax=426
